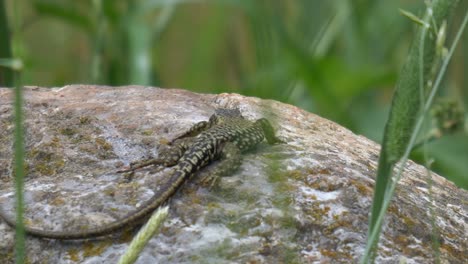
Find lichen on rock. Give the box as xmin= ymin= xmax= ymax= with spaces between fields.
xmin=0 ymin=85 xmax=466 ymax=263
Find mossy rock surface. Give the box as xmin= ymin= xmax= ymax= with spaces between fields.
xmin=0 ymin=85 xmax=466 ymax=263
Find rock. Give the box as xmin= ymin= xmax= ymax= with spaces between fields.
xmin=0 ymin=85 xmax=466 ymax=263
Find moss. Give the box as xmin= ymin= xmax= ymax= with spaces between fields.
xmin=141 ymin=129 xmax=153 ymax=136
xmin=444 ymin=232 xmax=456 ymax=239
xmin=189 ymin=255 xmax=202 ymax=262
xmin=304 ymin=203 xmax=330 ymax=224
xmin=118 ymin=228 xmax=136 ymax=243
xmin=93 ymin=137 xmax=116 ymax=159
xmin=206 ymin=201 xmax=222 ymax=210
xmin=349 ymin=179 xmax=373 ymax=195
xmin=82 ymin=241 xmax=111 ymax=258
xmin=79 ymin=116 xmax=92 ymax=125
xmin=0 ymin=253 xmax=13 ymax=264
xmin=388 ymin=204 xmax=416 ymax=229
xmin=111 ymin=182 xmax=141 ymax=206
xmin=67 ymin=248 xmax=80 ymax=262
xmin=278 ymin=214 xmax=299 ymax=230
xmin=34 ymin=163 xmax=51 ymax=175
xmin=394 ymin=234 xmax=410 ymax=246
xmin=257 ymin=240 xmax=301 ymax=263
xmin=401 ymin=215 xmax=416 ymax=229
xmin=60 ymin=127 xmax=78 ymax=136
xmin=211 ymin=181 xmax=260 ymax=206
xmin=158 ymin=138 xmax=171 ymax=145
xmin=26 ymin=137 xmax=65 ymax=175
xmin=324 ymin=211 xmax=353 ymax=235
xmin=29 ymin=146 xmax=66 ymax=176
xmin=76 ymin=136 xmax=115 ymax=159
xmin=439 ymin=242 xmax=461 ymax=258
xmin=103 ymin=188 xmax=116 ymax=197
xmin=319 ymin=248 xmax=352 ymax=260
xmin=211 ymin=239 xmax=241 ymax=259
xmin=34 ymin=158 xmax=65 ymax=176
xmin=72 ymin=134 xmax=92 ymax=144
xmin=307 ymin=167 xmax=332 ymax=175
xmin=50 ymin=136 xmax=61 ymax=147
xmin=287 ymin=169 xmax=305 ymax=181
xmin=305 ymin=177 xmax=339 ymax=192
xmin=268 ymin=168 xmax=286 ymax=183
xmin=271 ymin=191 xmax=294 ymax=208
xmin=50 ymin=197 xmax=66 ymax=207
xmin=95 ymin=137 xmax=113 ymax=151
xmin=281 ymin=251 xmax=302 ymax=264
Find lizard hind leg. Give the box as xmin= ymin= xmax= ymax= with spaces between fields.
xmin=171 ymin=120 xmax=212 ymax=141
xmin=199 ymin=142 xmax=242 ymax=188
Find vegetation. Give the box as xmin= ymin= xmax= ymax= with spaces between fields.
xmin=1 ymin=0 xmax=466 ymax=188
xmin=363 ymin=0 xmax=465 ymax=262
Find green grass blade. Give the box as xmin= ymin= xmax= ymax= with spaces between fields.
xmin=9 ymin=0 xmax=26 ymax=262
xmin=118 ymin=206 xmax=169 ymax=264
xmin=90 ymin=0 xmax=104 ymax=83
xmin=0 ymin=0 xmax=13 ymax=87
xmin=363 ymin=0 xmax=461 ymax=262
xmin=0 ymin=0 xmax=13 ymax=86
xmin=13 ymin=71 xmax=25 ymax=264
xmin=33 ymin=1 xmax=93 ymax=33
xmin=126 ymin=2 xmax=152 ymax=85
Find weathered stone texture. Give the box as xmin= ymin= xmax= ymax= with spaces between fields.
xmin=0 ymin=85 xmax=466 ymax=263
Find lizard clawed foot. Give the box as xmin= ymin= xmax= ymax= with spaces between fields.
xmin=116 ymin=166 xmax=133 ymax=173
xmin=116 ymin=157 xmax=166 ymax=173
xmin=272 ymin=136 xmax=286 ymax=144
xmin=121 ymin=170 xmax=135 ymax=182
xmin=199 ymin=173 xmax=220 ymax=189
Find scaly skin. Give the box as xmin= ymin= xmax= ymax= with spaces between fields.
xmin=0 ymin=108 xmax=282 ymax=239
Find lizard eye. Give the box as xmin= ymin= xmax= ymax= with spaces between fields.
xmin=209 ymin=114 xmax=218 ymax=124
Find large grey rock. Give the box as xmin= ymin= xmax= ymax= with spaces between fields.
xmin=0 ymin=85 xmax=466 ymax=263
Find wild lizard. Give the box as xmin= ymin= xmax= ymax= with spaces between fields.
xmin=0 ymin=108 xmax=282 ymax=239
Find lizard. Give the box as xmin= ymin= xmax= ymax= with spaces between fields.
xmin=0 ymin=108 xmax=283 ymax=240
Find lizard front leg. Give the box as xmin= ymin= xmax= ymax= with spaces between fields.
xmin=117 ymin=138 xmax=192 ymax=174
xmin=255 ymin=118 xmax=284 ymax=144
xmin=171 ymin=119 xmax=213 ymax=142
xmin=117 ymin=118 xmax=215 ymax=177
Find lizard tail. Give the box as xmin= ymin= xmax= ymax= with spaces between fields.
xmin=0 ymin=169 xmax=188 ymax=240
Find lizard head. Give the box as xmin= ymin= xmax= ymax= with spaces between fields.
xmin=209 ymin=108 xmax=244 ymax=124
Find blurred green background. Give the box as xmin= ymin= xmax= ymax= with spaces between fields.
xmin=1 ymin=0 xmax=467 ymax=188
